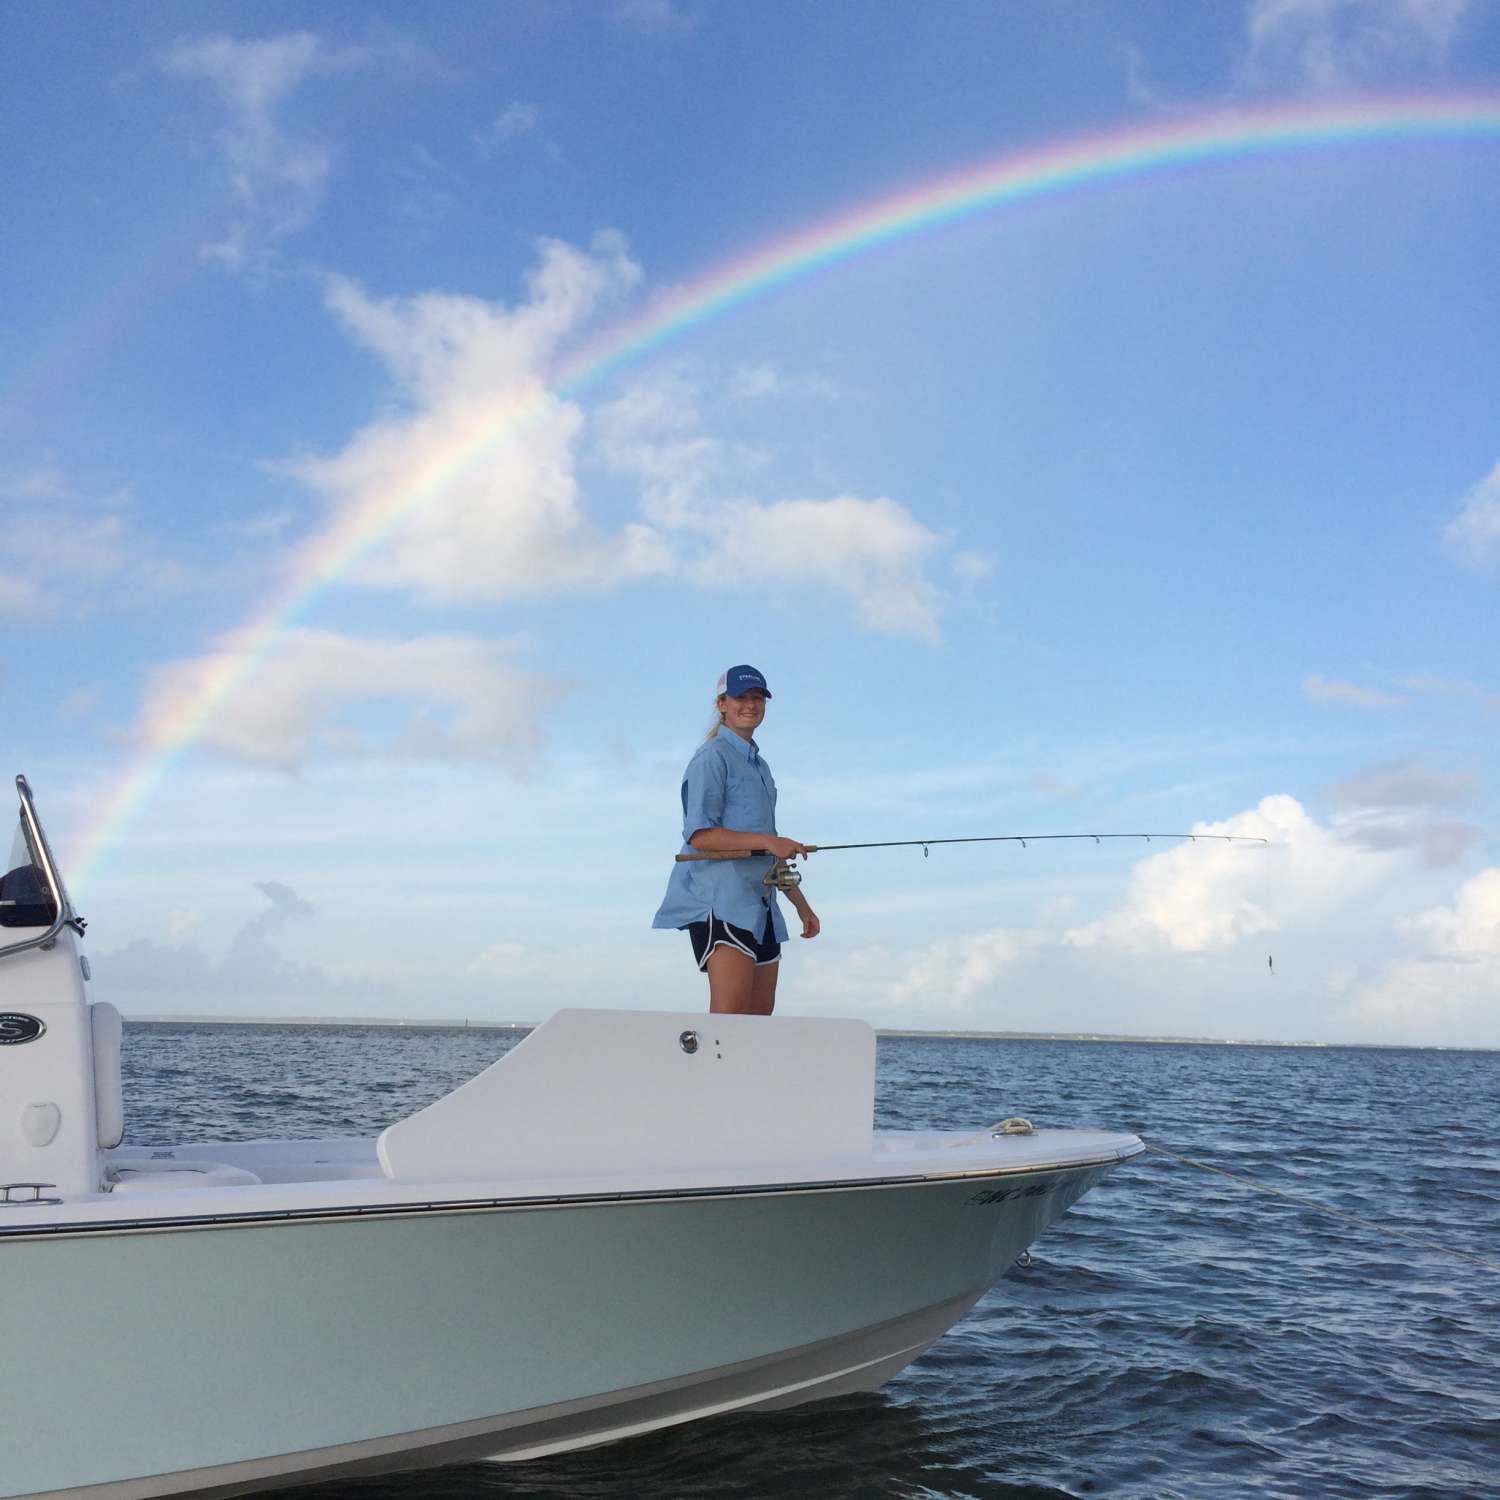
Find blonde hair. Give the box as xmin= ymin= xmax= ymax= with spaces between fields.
xmin=704 ymin=696 xmax=725 ymax=740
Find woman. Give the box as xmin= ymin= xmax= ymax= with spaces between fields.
xmin=652 ymin=665 xmax=820 ymax=1014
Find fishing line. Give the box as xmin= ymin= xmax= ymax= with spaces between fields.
xmin=1145 ymin=1140 xmax=1500 ymax=1274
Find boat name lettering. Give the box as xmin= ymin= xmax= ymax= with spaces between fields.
xmin=965 ymin=1178 xmax=1055 ymax=1206
xmin=0 ymin=1013 xmax=46 ymax=1045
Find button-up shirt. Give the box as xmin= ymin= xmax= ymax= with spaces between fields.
xmin=652 ymin=729 xmax=789 ymax=942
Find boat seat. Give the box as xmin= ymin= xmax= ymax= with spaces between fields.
xmin=91 ymin=1002 xmax=124 ymax=1149
xmin=107 ymin=1161 xmax=263 ymax=1194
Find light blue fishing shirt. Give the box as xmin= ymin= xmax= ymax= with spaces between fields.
xmin=652 ymin=729 xmax=789 ymax=942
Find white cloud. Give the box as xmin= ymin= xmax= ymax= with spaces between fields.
xmin=1302 ymin=674 xmax=1403 ymax=709
xmin=727 ymin=362 xmax=839 ymax=402
xmin=1239 ymin=0 xmax=1470 ymax=93
xmin=164 ymin=32 xmax=365 ymax=268
xmin=1340 ymin=867 xmax=1500 ymax=1039
xmin=1399 ymin=867 xmax=1500 ymax=959
xmin=473 ymin=101 xmax=541 ymax=154
xmin=1442 ymin=460 xmax=1500 ymax=568
xmin=882 ymin=926 xmax=1030 ymax=1011
xmin=292 ymin=236 xmax=672 ymax=604
xmin=695 ymin=495 xmax=945 ymax=642
xmin=138 ymin=628 xmax=569 ymax=770
xmin=597 ymin=369 xmax=950 ymax=641
xmin=1064 ymin=794 xmax=1374 ymax=954
xmin=281 ymin=242 xmax=968 ymax=641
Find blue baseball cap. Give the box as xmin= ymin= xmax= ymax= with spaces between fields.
xmin=716 ymin=664 xmax=772 ymax=699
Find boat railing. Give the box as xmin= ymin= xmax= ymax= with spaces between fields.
xmin=0 ymin=774 xmax=76 ymax=962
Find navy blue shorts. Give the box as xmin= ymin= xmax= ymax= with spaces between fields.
xmin=687 ymin=913 xmax=781 ymax=970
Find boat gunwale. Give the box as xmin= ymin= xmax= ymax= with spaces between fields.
xmin=0 ymin=1141 xmax=1141 ymax=1242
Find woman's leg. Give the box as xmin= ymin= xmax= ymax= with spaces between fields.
xmin=706 ymin=943 xmax=757 ymax=1013
xmin=749 ymin=959 xmax=779 ymax=1016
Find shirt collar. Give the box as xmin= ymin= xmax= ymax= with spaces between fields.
xmin=717 ymin=728 xmax=758 ymax=761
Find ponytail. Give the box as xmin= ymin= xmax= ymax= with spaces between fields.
xmin=704 ymin=699 xmax=726 ymax=740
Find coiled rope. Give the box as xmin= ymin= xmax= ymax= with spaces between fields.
xmin=1145 ymin=1141 xmax=1500 ymax=1275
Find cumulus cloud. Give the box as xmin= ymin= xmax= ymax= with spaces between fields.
xmin=1341 ymin=867 xmax=1500 ymax=1039
xmin=702 ymin=496 xmax=945 ymax=641
xmin=1238 ymin=0 xmax=1470 ymax=93
xmin=164 ymin=31 xmax=365 ymax=269
xmin=882 ymin=927 xmax=1032 ymax=1011
xmin=1442 ymin=460 xmax=1500 ymax=568
xmin=292 ymin=255 xmax=958 ymax=640
xmin=597 ymin=369 xmax=949 ymax=641
xmin=1399 ymin=867 xmax=1500 ymax=959
xmin=1302 ymin=674 xmax=1403 ymax=709
xmin=291 ymin=237 xmax=674 ymax=604
xmin=1064 ymin=795 xmax=1373 ymax=954
xmin=138 ymin=628 xmax=568 ymax=769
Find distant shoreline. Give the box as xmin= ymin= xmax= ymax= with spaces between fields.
xmin=122 ymin=1015 xmax=1494 ymax=1052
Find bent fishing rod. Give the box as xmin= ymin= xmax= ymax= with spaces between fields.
xmin=675 ymin=831 xmax=1270 ymax=890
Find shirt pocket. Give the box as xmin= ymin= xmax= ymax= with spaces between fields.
xmin=722 ymin=759 xmax=773 ymax=831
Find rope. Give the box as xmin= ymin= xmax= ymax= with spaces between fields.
xmin=944 ymin=1116 xmax=1036 ymax=1149
xmin=1145 ymin=1141 xmax=1500 ymax=1275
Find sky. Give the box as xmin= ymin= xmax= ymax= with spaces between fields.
xmin=3 ymin=0 xmax=1499 ymax=1046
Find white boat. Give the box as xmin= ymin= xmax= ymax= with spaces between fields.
xmin=1 ymin=774 xmax=1142 ymax=1499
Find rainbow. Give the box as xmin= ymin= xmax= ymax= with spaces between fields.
xmin=68 ymin=92 xmax=1500 ymax=889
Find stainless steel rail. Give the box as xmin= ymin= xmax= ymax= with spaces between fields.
xmin=0 ymin=774 xmax=77 ymax=961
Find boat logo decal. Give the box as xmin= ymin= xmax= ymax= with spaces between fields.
xmin=965 ymin=1177 xmax=1056 ymax=1206
xmin=0 ymin=1013 xmax=46 ymax=1045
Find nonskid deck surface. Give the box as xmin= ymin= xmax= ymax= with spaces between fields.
xmin=0 ymin=1127 xmax=1141 ymax=1234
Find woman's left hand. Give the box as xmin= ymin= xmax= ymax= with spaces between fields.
xmin=798 ymin=906 xmax=820 ymax=940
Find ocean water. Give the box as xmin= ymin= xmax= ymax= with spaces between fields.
xmin=120 ymin=1025 xmax=1500 ymax=1500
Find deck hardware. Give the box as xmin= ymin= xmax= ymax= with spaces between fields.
xmin=679 ymin=1030 xmax=699 ymax=1055
xmin=993 ymin=1118 xmax=1036 ymax=1137
xmin=1 ymin=1182 xmax=62 ymax=1206
xmin=1015 ymin=1250 xmax=1033 ymax=1268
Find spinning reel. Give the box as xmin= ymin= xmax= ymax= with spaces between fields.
xmin=763 ymin=857 xmax=803 ymax=891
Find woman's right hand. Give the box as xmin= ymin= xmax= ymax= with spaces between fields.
xmin=766 ymin=836 xmax=811 ymax=860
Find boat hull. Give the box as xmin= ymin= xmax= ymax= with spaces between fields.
xmin=4 ymin=1162 xmax=1110 ymax=1499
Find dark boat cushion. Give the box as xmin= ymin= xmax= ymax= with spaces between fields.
xmin=0 ymin=863 xmax=57 ymax=927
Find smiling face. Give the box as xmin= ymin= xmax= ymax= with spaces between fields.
xmin=718 ymin=690 xmax=767 ymax=740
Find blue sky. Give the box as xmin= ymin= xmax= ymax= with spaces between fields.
xmin=3 ymin=1 xmax=1498 ymax=1044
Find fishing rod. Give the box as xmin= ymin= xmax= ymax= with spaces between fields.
xmin=675 ymin=832 xmax=1269 ymax=890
